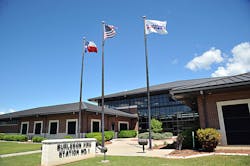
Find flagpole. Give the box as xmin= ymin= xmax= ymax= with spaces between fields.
xmin=143 ymin=16 xmax=152 ymax=150
xmin=101 ymin=21 xmax=105 ymax=150
xmin=78 ymin=37 xmax=86 ymax=138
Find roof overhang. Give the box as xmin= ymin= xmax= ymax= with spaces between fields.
xmin=171 ymin=81 xmax=250 ymax=95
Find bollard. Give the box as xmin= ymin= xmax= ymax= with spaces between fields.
xmin=192 ymin=131 xmax=195 ymax=149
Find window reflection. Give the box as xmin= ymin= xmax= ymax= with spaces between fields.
xmin=101 ymin=93 xmax=199 ymax=134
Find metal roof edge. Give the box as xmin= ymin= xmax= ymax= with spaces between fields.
xmin=171 ymin=81 xmax=250 ymax=95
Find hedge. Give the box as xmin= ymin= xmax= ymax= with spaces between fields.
xmin=104 ymin=131 xmax=114 ymax=141
xmin=85 ymin=132 xmax=102 ymax=144
xmin=1 ymin=134 xmax=28 ymax=142
xmin=118 ymin=130 xmax=137 ymax=138
xmin=32 ymin=136 xmax=46 ymax=142
xmin=0 ymin=133 xmax=5 ymax=140
xmin=85 ymin=131 xmax=114 ymax=145
xmin=138 ymin=132 xmax=173 ymax=140
xmin=64 ymin=135 xmax=73 ymax=139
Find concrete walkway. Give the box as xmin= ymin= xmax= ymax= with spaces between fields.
xmin=2 ymin=139 xmax=249 ymax=159
xmin=103 ymin=138 xmax=175 ymax=158
xmin=216 ymin=145 xmax=250 ymax=150
xmin=0 ymin=150 xmax=41 ymax=158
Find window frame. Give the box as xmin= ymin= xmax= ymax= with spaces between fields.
xmin=20 ymin=121 xmax=29 ymax=134
xmin=118 ymin=121 xmax=129 ymax=131
xmin=33 ymin=121 xmax=43 ymax=135
xmin=91 ymin=119 xmax=101 ymax=132
xmin=66 ymin=119 xmax=78 ymax=135
xmin=48 ymin=120 xmax=59 ymax=135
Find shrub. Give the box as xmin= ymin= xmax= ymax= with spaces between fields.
xmin=95 ymin=135 xmax=103 ymax=145
xmin=152 ymin=132 xmax=173 ymax=140
xmin=104 ymin=131 xmax=114 ymax=141
xmin=152 ymin=132 xmax=165 ymax=140
xmin=181 ymin=129 xmax=192 ymax=149
xmin=85 ymin=132 xmax=101 ymax=139
xmin=138 ymin=132 xmax=173 ymax=140
xmin=3 ymin=134 xmax=13 ymax=141
xmin=32 ymin=136 xmax=46 ymax=142
xmin=85 ymin=131 xmax=114 ymax=145
xmin=85 ymin=132 xmax=104 ymax=145
xmin=181 ymin=129 xmax=200 ymax=149
xmin=16 ymin=135 xmax=28 ymax=141
xmin=2 ymin=134 xmax=28 ymax=141
xmin=118 ymin=130 xmax=137 ymax=138
xmin=0 ymin=133 xmax=5 ymax=140
xmin=64 ymin=135 xmax=73 ymax=139
xmin=162 ymin=132 xmax=173 ymax=138
xmin=196 ymin=128 xmax=221 ymax=152
xmin=138 ymin=132 xmax=149 ymax=139
xmin=151 ymin=118 xmax=163 ymax=133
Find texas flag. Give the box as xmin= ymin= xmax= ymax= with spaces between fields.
xmin=85 ymin=41 xmax=98 ymax=53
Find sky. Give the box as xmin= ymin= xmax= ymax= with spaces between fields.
xmin=0 ymin=0 xmax=250 ymax=114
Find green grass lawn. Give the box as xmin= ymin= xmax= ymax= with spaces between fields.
xmin=0 ymin=142 xmax=41 ymax=155
xmin=0 ymin=153 xmax=249 ymax=166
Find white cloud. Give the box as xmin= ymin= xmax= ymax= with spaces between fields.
xmin=186 ymin=48 xmax=223 ymax=71
xmin=212 ymin=42 xmax=250 ymax=77
xmin=0 ymin=108 xmax=16 ymax=115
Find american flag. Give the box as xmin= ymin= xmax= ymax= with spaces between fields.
xmin=104 ymin=24 xmax=116 ymax=39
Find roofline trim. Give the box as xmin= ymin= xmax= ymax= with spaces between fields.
xmin=0 ymin=107 xmax=137 ymax=120
xmin=171 ymin=81 xmax=250 ymax=95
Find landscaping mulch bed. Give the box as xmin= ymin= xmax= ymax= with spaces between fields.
xmin=169 ymin=150 xmax=208 ymax=157
xmin=105 ymin=141 xmax=112 ymax=145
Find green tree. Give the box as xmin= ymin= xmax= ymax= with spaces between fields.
xmin=151 ymin=118 xmax=163 ymax=133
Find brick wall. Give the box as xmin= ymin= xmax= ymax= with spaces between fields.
xmin=12 ymin=111 xmax=138 ymax=136
xmin=20 ymin=113 xmax=78 ymax=133
xmin=85 ymin=112 xmax=137 ymax=132
xmin=0 ymin=124 xmax=19 ymax=133
xmin=197 ymin=87 xmax=250 ymax=129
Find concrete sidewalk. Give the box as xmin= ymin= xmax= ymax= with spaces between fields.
xmin=0 ymin=150 xmax=41 ymax=158
xmin=216 ymin=145 xmax=250 ymax=150
xmin=103 ymin=138 xmax=175 ymax=158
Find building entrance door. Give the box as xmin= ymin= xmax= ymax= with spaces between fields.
xmin=222 ymin=104 xmax=250 ymax=145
